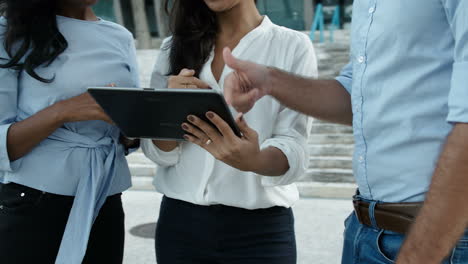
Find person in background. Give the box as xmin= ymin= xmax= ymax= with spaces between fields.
xmin=221 ymin=0 xmax=468 ymax=263
xmin=0 ymin=0 xmax=139 ymax=263
xmin=141 ymin=0 xmax=317 ymax=263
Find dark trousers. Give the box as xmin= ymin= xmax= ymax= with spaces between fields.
xmin=156 ymin=196 xmax=297 ymax=264
xmin=0 ymin=183 xmax=125 ymax=264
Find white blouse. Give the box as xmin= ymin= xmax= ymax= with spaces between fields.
xmin=142 ymin=16 xmax=318 ymax=210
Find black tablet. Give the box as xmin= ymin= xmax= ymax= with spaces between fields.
xmin=88 ymin=87 xmax=241 ymax=140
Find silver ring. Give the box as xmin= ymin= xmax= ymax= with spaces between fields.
xmin=205 ymin=139 xmax=212 ymax=145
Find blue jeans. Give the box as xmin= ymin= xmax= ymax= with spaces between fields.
xmin=342 ymin=211 xmax=468 ymax=264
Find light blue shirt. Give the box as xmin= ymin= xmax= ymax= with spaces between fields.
xmin=0 ymin=16 xmax=139 ymax=263
xmin=336 ymin=0 xmax=468 ymax=203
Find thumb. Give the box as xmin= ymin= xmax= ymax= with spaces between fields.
xmin=235 ymin=113 xmax=255 ymax=138
xmin=179 ymin=68 xmax=195 ymax=77
xmin=223 ymin=47 xmax=248 ymax=72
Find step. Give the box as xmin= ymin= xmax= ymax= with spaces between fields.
xmin=308 ymin=134 xmax=354 ymax=144
xmin=129 ymin=176 xmax=357 ymax=199
xmin=309 ymin=156 xmax=353 ymax=170
xmin=310 ymin=123 xmax=353 ymax=134
xmin=301 ymin=168 xmax=355 ymax=183
xmin=129 ymin=164 xmax=157 ymax=177
xmin=130 ymin=176 xmax=156 ymax=191
xmin=126 ymin=152 xmax=154 ymax=166
xmin=309 ymin=144 xmax=354 ymax=156
xmin=296 ymin=182 xmax=356 ymax=199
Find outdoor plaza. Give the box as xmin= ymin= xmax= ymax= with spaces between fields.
xmin=106 ymin=1 xmax=356 ymax=263
xmin=123 ymin=27 xmax=356 ymax=262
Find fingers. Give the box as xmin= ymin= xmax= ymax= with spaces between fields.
xmin=98 ymin=110 xmax=114 ymax=125
xmin=228 ymin=89 xmax=259 ymax=113
xmin=191 ymin=78 xmax=211 ymax=89
xmin=235 ymin=113 xmax=255 ymax=138
xmin=206 ymin=112 xmax=236 ymax=139
xmin=168 ymin=75 xmax=211 ymax=89
xmin=186 ymin=115 xmax=222 ymax=142
xmin=178 ymin=69 xmax=210 ymax=89
xmin=179 ymin=68 xmax=195 ymax=77
xmin=223 ymin=73 xmax=239 ymax=105
xmin=181 ymin=122 xmax=210 ymax=144
xmin=223 ymin=47 xmax=248 ymax=71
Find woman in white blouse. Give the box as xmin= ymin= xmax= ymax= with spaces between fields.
xmin=142 ymin=0 xmax=317 ymax=263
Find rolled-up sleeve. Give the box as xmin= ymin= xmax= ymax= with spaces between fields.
xmin=260 ymin=110 xmax=310 ymax=186
xmin=261 ymin=35 xmax=317 ymax=186
xmin=141 ymin=139 xmax=181 ymax=167
xmin=0 ymin=27 xmax=19 ymax=172
xmin=335 ymin=62 xmax=353 ymax=94
xmin=443 ymin=0 xmax=468 ymax=123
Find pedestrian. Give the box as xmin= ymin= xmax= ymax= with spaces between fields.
xmin=0 ymin=0 xmax=139 ymax=263
xmin=222 ymin=1 xmax=468 ymax=263
xmin=141 ymin=0 xmax=317 ymax=263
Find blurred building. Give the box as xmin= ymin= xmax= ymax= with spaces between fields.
xmin=93 ymin=0 xmax=353 ymax=48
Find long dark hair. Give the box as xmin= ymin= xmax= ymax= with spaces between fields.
xmin=164 ymin=0 xmax=217 ymax=77
xmin=0 ymin=0 xmax=68 ymax=83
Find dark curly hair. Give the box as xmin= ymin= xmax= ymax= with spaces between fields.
xmin=0 ymin=0 xmax=68 ymax=82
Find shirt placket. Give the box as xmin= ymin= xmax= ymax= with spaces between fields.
xmin=352 ymin=0 xmax=377 ymax=199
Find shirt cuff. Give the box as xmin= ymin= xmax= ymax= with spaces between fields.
xmin=335 ymin=62 xmax=353 ymax=94
xmin=141 ymin=139 xmax=181 ymax=167
xmin=447 ymin=61 xmax=468 ymax=123
xmin=0 ymin=123 xmax=14 ymax=172
xmin=259 ymin=139 xmax=306 ymax=187
xmin=335 ymin=76 xmax=352 ymax=95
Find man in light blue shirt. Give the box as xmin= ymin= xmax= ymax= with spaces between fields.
xmin=220 ymin=0 xmax=468 ymax=263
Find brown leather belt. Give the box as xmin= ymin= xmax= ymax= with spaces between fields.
xmin=353 ymin=199 xmax=423 ymax=234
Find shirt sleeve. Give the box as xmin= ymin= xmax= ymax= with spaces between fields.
xmin=141 ymin=37 xmax=182 ymax=167
xmin=260 ymin=35 xmax=317 ymax=187
xmin=442 ymin=0 xmax=468 ymax=123
xmin=335 ymin=62 xmax=353 ymax=94
xmin=141 ymin=139 xmax=181 ymax=167
xmin=127 ymin=33 xmax=141 ymax=89
xmin=0 ymin=20 xmax=19 ymax=172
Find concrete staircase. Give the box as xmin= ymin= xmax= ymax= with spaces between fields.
xmin=304 ymin=119 xmax=354 ymax=184
xmin=126 ymin=150 xmax=157 ymax=191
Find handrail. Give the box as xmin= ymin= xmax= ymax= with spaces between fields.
xmin=310 ymin=4 xmax=341 ymax=43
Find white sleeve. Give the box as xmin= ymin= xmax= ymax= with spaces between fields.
xmin=261 ymin=34 xmax=318 ymax=187
xmin=141 ymin=139 xmax=182 ymax=167
xmin=141 ymin=37 xmax=182 ymax=167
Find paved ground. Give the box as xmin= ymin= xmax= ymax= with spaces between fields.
xmin=122 ymin=190 xmax=353 ymax=264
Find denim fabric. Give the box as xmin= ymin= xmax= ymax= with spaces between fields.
xmin=342 ymin=212 xmax=468 ymax=264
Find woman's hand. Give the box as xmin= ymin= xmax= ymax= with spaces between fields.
xmin=7 ymin=91 xmax=114 ymax=162
xmin=153 ymin=69 xmax=210 ymax=152
xmin=55 ymin=92 xmax=113 ymax=124
xmin=167 ymin=69 xmax=210 ymax=89
xmin=182 ymin=112 xmax=262 ymax=172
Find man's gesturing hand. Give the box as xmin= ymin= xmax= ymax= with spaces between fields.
xmin=223 ymin=47 xmax=270 ymax=113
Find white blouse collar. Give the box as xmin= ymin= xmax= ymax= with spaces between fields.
xmin=201 ymin=16 xmax=274 ymax=88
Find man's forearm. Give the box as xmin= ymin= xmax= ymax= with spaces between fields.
xmin=397 ymin=123 xmax=468 ymax=263
xmin=267 ymin=68 xmax=353 ymax=126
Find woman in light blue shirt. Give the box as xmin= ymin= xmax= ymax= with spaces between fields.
xmin=0 ymin=0 xmax=139 ymax=263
